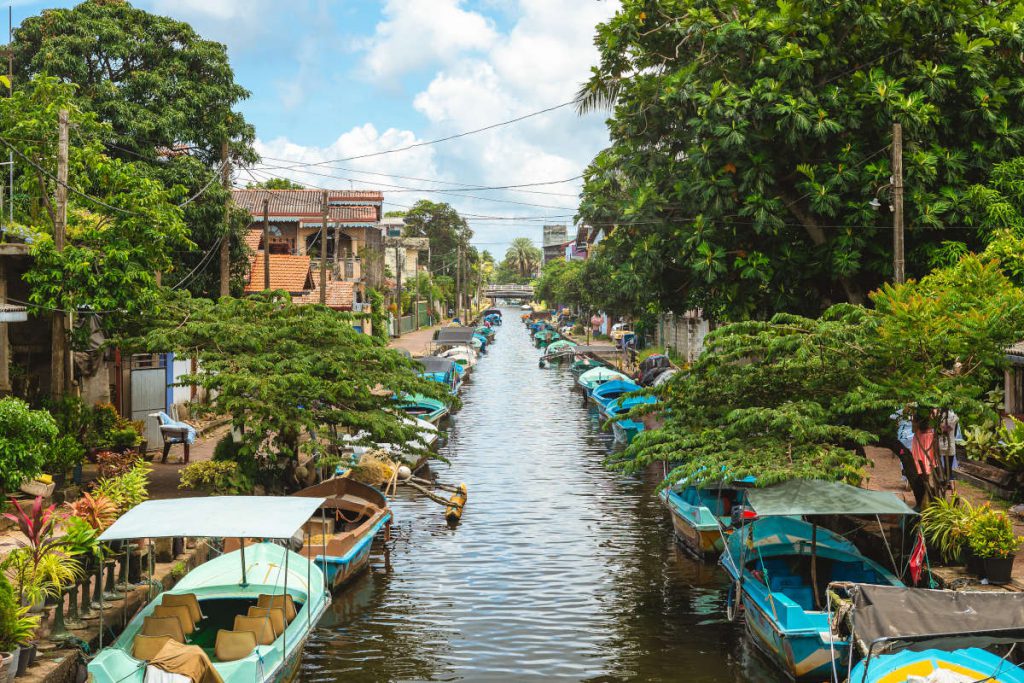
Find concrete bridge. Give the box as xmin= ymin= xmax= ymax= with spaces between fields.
xmin=484 ymin=284 xmax=534 ymax=299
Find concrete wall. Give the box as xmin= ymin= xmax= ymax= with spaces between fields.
xmin=655 ymin=311 xmax=711 ymax=363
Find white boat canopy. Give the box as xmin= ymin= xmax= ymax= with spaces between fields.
xmin=98 ymin=496 xmax=326 ymax=541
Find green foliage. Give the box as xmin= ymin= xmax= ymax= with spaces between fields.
xmin=11 ymin=0 xmax=256 ymax=298
xmin=59 ymin=516 xmax=102 ymax=563
xmin=93 ymin=462 xmax=151 ymax=516
xmin=121 ymin=292 xmax=450 ymax=488
xmin=578 ymin=0 xmax=1024 ymax=319
xmin=0 ymin=398 xmax=57 ymax=494
xmin=401 ymin=200 xmax=472 ymax=278
xmin=920 ymin=495 xmax=978 ymax=562
xmin=179 ymin=461 xmax=250 ymax=495
xmin=501 ymin=238 xmax=542 ymax=280
xmin=0 ymin=575 xmax=39 ymax=651
xmin=43 ymin=436 xmax=85 ymax=475
xmin=246 ymin=178 xmax=304 ymax=190
xmin=967 ymin=507 xmax=1021 ymax=559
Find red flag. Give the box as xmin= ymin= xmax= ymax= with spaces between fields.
xmin=909 ymin=532 xmax=926 ymax=584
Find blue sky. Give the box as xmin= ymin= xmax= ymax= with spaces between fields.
xmin=9 ymin=0 xmax=618 ymax=255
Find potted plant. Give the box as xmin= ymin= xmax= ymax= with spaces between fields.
xmin=42 ymin=436 xmax=85 ymax=489
xmin=1 ymin=498 xmax=80 ymax=611
xmin=0 ymin=399 xmax=57 ymax=499
xmin=967 ymin=506 xmax=1022 ymax=584
xmin=0 ymin=575 xmax=37 ymax=683
xmin=920 ymin=495 xmax=979 ymax=565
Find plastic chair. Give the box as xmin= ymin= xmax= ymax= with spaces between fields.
xmin=232 ymin=615 xmax=274 ymax=646
xmin=154 ymin=604 xmax=195 ymax=637
xmin=214 ymin=630 xmax=257 ymax=662
xmin=247 ymin=607 xmax=286 ymax=638
xmin=141 ymin=616 xmax=185 ymax=644
xmin=257 ymin=594 xmax=297 ymax=622
xmin=160 ymin=593 xmax=203 ymax=624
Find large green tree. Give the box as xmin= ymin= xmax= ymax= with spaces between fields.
xmin=578 ymin=0 xmax=1024 ymax=319
xmin=401 ymin=200 xmax=472 ymax=277
xmin=503 ymin=237 xmax=542 ymax=279
xmin=10 ymin=0 xmax=256 ymax=297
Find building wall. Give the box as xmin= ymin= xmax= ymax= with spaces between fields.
xmin=655 ymin=311 xmax=711 ymax=363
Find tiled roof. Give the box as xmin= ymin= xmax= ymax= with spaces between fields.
xmin=294 ymin=279 xmax=354 ymax=310
xmin=244 ymin=253 xmax=313 ymax=293
xmin=232 ymin=190 xmax=383 ymax=222
xmin=243 ymin=228 xmax=263 ymax=253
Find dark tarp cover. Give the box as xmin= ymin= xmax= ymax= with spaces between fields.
xmin=415 ymin=356 xmax=456 ymax=374
xmin=434 ymin=327 xmax=476 ymax=344
xmin=847 ymin=584 xmax=1024 ymax=654
xmin=745 ymin=479 xmax=916 ymax=517
xmin=483 ymin=308 xmax=502 ymax=316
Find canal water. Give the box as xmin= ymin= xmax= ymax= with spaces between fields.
xmin=302 ymin=308 xmax=786 ymax=682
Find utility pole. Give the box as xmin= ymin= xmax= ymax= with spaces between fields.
xmin=219 ymin=140 xmax=231 ymax=297
xmin=51 ymin=109 xmax=69 ymax=400
xmin=414 ymin=256 xmax=421 ymax=331
xmin=455 ymin=244 xmax=462 ymax=323
xmin=892 ymin=122 xmax=905 ymax=284
xmin=394 ymin=243 xmax=402 ymax=337
xmin=319 ymin=191 xmax=328 ymax=305
xmin=262 ymin=196 xmax=270 ymax=290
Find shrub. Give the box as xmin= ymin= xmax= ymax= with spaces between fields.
xmin=968 ymin=507 xmax=1022 ymax=559
xmin=0 ymin=398 xmax=58 ymax=495
xmin=93 ymin=462 xmax=151 ymax=515
xmin=43 ymin=435 xmax=86 ymax=475
xmin=920 ymin=496 xmax=979 ymax=563
xmin=95 ymin=450 xmax=141 ymax=479
xmin=179 ymin=461 xmax=250 ymax=495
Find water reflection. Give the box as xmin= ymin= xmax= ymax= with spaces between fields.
xmin=301 ymin=310 xmax=787 ymax=682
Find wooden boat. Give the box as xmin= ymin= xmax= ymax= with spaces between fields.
xmin=720 ymin=481 xmax=913 ymax=680
xmin=606 ymin=395 xmax=658 ymax=443
xmin=592 ymin=379 xmax=641 ymax=411
xmin=415 ymin=356 xmax=461 ymax=395
xmin=89 ymin=497 xmax=331 ymax=683
xmin=396 ymin=393 xmax=448 ymax=424
xmin=570 ymin=357 xmax=605 ymax=378
xmin=293 ymin=478 xmax=391 ymax=590
xmin=840 ymin=584 xmax=1024 ymax=683
xmin=660 ymin=476 xmax=753 ymax=556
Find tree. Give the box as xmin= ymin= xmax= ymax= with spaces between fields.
xmin=503 ymin=237 xmax=542 ymax=279
xmin=577 ymin=0 xmax=1024 ymax=319
xmin=247 ymin=178 xmax=304 ymax=190
xmin=11 ymin=0 xmax=256 ymax=298
xmin=401 ymin=200 xmax=472 ymax=277
xmin=617 ymin=255 xmax=1024 ymax=505
xmin=1 ymin=78 xmax=190 ymax=342
xmin=125 ymin=292 xmax=451 ymax=490
xmin=0 ymin=398 xmax=58 ymax=495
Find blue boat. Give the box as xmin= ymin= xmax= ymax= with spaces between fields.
xmin=841 ymin=583 xmax=1024 ymax=683
xmin=591 ymin=378 xmax=641 ymax=409
xmin=660 ymin=475 xmax=754 ymax=556
xmin=720 ymin=480 xmax=914 ymax=680
xmin=395 ymin=393 xmax=449 ymax=424
xmin=415 ymin=356 xmax=462 ymax=395
xmin=606 ymin=394 xmax=658 ymax=443
xmin=293 ymin=478 xmax=391 ymax=590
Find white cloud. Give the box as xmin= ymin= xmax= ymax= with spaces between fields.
xmin=359 ymin=0 xmax=498 ymax=81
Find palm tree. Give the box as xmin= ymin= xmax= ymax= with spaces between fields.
xmin=505 ymin=238 xmax=542 ymax=279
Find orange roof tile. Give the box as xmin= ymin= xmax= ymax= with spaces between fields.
xmin=244 ymin=253 xmax=313 ymax=293
xmin=243 ymin=228 xmax=263 ymax=253
xmin=294 ymin=279 xmax=355 ymax=310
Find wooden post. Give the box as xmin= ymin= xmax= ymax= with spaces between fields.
xmin=262 ymin=197 xmax=270 ymax=290
xmin=455 ymin=244 xmax=462 ymax=322
xmin=0 ymin=258 xmax=8 ymax=394
xmin=219 ymin=140 xmax=231 ymax=297
xmin=51 ymin=109 xmax=69 ymax=400
xmin=394 ymin=243 xmax=402 ymax=336
xmin=319 ymin=191 xmax=328 ymax=305
xmin=892 ymin=122 xmax=905 ymax=284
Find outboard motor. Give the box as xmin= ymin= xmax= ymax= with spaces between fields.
xmin=730 ymin=506 xmax=758 ymax=528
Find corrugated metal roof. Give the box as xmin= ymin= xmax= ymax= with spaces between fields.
xmin=232 ymin=189 xmax=382 ymax=222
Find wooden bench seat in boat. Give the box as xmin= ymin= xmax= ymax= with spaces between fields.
xmin=232 ymin=615 xmax=275 ymax=646
xmin=246 ymin=607 xmax=286 ymax=638
xmin=141 ymin=616 xmax=186 ymax=644
xmin=160 ymin=594 xmax=203 ymax=624
xmin=256 ymin=594 xmax=296 ymax=622
xmin=214 ymin=630 xmax=257 ymax=664
xmin=153 ymin=605 xmax=196 ymax=638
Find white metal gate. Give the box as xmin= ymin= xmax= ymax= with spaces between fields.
xmin=130 ymin=354 xmax=167 ymax=445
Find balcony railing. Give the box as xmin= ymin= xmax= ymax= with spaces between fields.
xmin=311 ymin=256 xmax=362 ymax=281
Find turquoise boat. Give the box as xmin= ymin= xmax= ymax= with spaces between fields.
xmin=543 ymin=339 xmax=577 ymax=361
xmin=570 ymin=357 xmax=605 ymax=378
xmin=720 ymin=480 xmax=913 ymax=680
xmin=606 ymin=395 xmax=658 ymax=443
xmin=415 ymin=356 xmax=461 ymax=395
xmin=660 ymin=476 xmax=754 ymax=556
xmin=841 ymin=584 xmax=1024 ymax=683
xmin=293 ymin=478 xmax=391 ymax=590
xmin=592 ymin=379 xmax=641 ymax=412
xmin=89 ymin=497 xmax=331 ymax=683
xmin=577 ymin=367 xmax=630 ymax=395
xmin=396 ymin=393 xmax=448 ymax=423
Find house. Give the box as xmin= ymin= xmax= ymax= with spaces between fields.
xmin=1005 ymin=342 xmax=1024 ymax=417
xmin=543 ymin=224 xmax=569 ymax=264
xmin=232 ymin=189 xmax=388 ymax=314
xmin=567 ymin=223 xmax=595 ymax=261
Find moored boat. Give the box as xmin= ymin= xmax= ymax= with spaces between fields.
xmin=605 ymin=394 xmax=658 ymax=443
xmin=415 ymin=356 xmax=462 ymax=395
xmin=293 ymin=478 xmax=391 ymax=589
xmin=396 ymin=393 xmax=449 ymax=423
xmin=720 ymin=480 xmax=914 ymax=680
xmin=592 ymin=379 xmax=642 ymax=412
xmin=660 ymin=476 xmax=754 ymax=556
xmin=577 ymin=366 xmax=631 ymax=395
xmin=88 ymin=497 xmax=331 ymax=683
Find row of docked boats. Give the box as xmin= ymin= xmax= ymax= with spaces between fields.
xmin=87 ymin=311 xmax=505 ymax=683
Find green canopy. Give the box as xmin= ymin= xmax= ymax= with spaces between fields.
xmin=745 ymin=479 xmax=916 ymax=517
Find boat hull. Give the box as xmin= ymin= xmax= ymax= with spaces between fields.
xmin=849 ymin=647 xmax=1024 ymax=683
xmin=317 ymin=512 xmax=391 ymax=590
xmin=660 ymin=490 xmax=724 ymax=556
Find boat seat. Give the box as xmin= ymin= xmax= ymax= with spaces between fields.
xmin=233 ymin=615 xmax=275 ymax=646
xmin=778 ymin=586 xmax=816 ymax=611
xmin=160 ymin=593 xmax=203 ymax=624
xmin=153 ymin=605 xmax=195 ymax=637
xmin=132 ymin=635 xmax=172 ymax=661
xmin=214 ymin=630 xmax=257 ymax=663
xmin=141 ymin=616 xmax=186 ymax=644
xmin=257 ymin=594 xmax=297 ymax=622
xmin=247 ymin=607 xmax=286 ymax=638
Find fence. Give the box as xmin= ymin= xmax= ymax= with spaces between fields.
xmin=397 ymin=302 xmax=432 ymax=335
xmin=655 ymin=311 xmax=711 ymax=363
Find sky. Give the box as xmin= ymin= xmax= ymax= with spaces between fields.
xmin=9 ymin=0 xmax=619 ymax=256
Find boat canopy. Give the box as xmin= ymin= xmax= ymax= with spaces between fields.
xmin=415 ymin=356 xmax=456 ymax=375
xmin=434 ymin=327 xmax=476 ymax=344
xmin=846 ymin=584 xmax=1024 ymax=653
xmin=98 ymin=496 xmax=325 ymax=541
xmin=745 ymin=479 xmax=916 ymax=517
